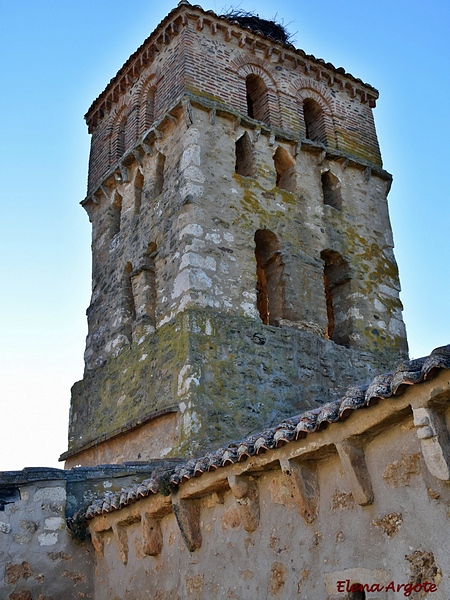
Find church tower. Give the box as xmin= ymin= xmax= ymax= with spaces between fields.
xmin=62 ymin=2 xmax=408 ymax=467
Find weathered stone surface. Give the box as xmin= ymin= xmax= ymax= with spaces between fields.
xmin=0 ymin=477 xmax=93 ymax=600
xmin=64 ymin=2 xmax=407 ymax=465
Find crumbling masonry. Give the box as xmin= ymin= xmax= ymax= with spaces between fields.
xmin=62 ymin=1 xmax=407 ymax=467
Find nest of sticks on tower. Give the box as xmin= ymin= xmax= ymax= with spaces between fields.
xmin=222 ymin=10 xmax=292 ymax=45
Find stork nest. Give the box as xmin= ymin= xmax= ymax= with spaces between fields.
xmin=222 ymin=10 xmax=293 ymax=45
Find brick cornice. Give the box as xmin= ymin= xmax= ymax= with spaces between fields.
xmin=85 ymin=2 xmax=379 ymax=133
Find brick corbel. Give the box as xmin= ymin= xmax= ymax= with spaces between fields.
xmin=227 ymin=473 xmax=260 ymax=533
xmin=141 ymin=513 xmax=163 ymax=556
xmin=172 ymin=490 xmax=202 ymax=552
xmin=335 ymin=441 xmax=374 ymax=506
xmin=413 ymin=407 xmax=450 ymax=481
xmin=279 ymin=459 xmax=319 ymax=523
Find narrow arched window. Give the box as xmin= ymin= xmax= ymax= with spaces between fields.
xmin=321 ymin=250 xmax=351 ymax=346
xmin=273 ymin=147 xmax=296 ymax=192
xmin=134 ymin=170 xmax=144 ymax=215
xmin=303 ymin=98 xmax=326 ymax=145
xmin=321 ymin=171 xmax=342 ymax=210
xmin=154 ymin=152 xmax=165 ymax=197
xmin=123 ymin=262 xmax=137 ymax=341
xmin=235 ymin=132 xmax=255 ymax=177
xmin=255 ymin=230 xmax=284 ymax=326
xmin=246 ymin=74 xmax=270 ymax=125
xmin=110 ymin=190 xmax=122 ymax=238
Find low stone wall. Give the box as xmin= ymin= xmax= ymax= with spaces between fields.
xmin=0 ymin=469 xmax=94 ymax=600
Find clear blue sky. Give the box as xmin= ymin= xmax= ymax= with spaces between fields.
xmin=0 ymin=1 xmax=449 ymax=471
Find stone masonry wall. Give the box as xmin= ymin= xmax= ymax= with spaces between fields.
xmin=67 ymin=94 xmax=407 ymax=462
xmin=67 ymin=2 xmax=407 ymax=464
xmin=0 ymin=472 xmax=93 ymax=600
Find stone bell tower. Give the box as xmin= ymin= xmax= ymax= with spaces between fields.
xmin=62 ymin=2 xmax=408 ymax=467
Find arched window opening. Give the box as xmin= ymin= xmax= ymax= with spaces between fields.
xmin=235 ymin=132 xmax=255 ymax=177
xmin=154 ymin=152 xmax=165 ymax=197
xmin=123 ymin=262 xmax=137 ymax=340
xmin=303 ymin=98 xmax=327 ymax=145
xmin=134 ymin=170 xmax=144 ymax=215
xmin=321 ymin=250 xmax=351 ymax=347
xmin=246 ymin=74 xmax=270 ymax=125
xmin=255 ymin=230 xmax=284 ymax=326
xmin=321 ymin=171 xmax=342 ymax=209
xmin=116 ymin=115 xmax=127 ymax=160
xmin=110 ymin=190 xmax=123 ymax=238
xmin=273 ymin=146 xmax=296 ymax=192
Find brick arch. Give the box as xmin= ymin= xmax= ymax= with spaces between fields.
xmin=137 ymin=74 xmax=157 ymax=135
xmin=293 ymin=78 xmax=334 ymax=107
xmin=234 ymin=61 xmax=280 ymax=127
xmin=296 ymin=86 xmax=336 ymax=147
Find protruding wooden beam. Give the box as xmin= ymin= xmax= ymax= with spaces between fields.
xmin=279 ymin=459 xmax=319 ymax=523
xmin=142 ymin=514 xmax=163 ymax=556
xmin=413 ymin=407 xmax=450 ymax=481
xmin=227 ymin=473 xmax=260 ymax=533
xmin=172 ymin=491 xmax=202 ymax=552
xmin=336 ymin=441 xmax=374 ymax=506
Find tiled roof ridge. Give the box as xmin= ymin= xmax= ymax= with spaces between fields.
xmin=85 ymin=1 xmax=377 ymax=122
xmin=77 ymin=344 xmax=450 ymax=522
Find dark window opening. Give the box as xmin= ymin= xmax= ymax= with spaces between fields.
xmin=255 ymin=230 xmax=284 ymax=326
xmin=123 ymin=262 xmax=137 ymax=341
xmin=110 ymin=190 xmax=123 ymax=238
xmin=303 ymin=98 xmax=327 ymax=145
xmin=273 ymin=146 xmax=296 ymax=192
xmin=154 ymin=153 xmax=165 ymax=197
xmin=322 ymin=171 xmax=342 ymax=210
xmin=235 ymin=132 xmax=255 ymax=177
xmin=321 ymin=250 xmax=351 ymax=347
xmin=134 ymin=170 xmax=144 ymax=215
xmin=246 ymin=74 xmax=270 ymax=124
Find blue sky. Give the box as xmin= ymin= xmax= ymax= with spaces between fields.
xmin=0 ymin=0 xmax=449 ymax=471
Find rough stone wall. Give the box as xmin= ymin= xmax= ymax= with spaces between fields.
xmin=66 ymin=3 xmax=408 ymax=463
xmin=66 ymin=97 xmax=407 ymax=462
xmin=87 ymin=372 xmax=450 ymax=600
xmin=0 ymin=473 xmax=93 ymax=600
